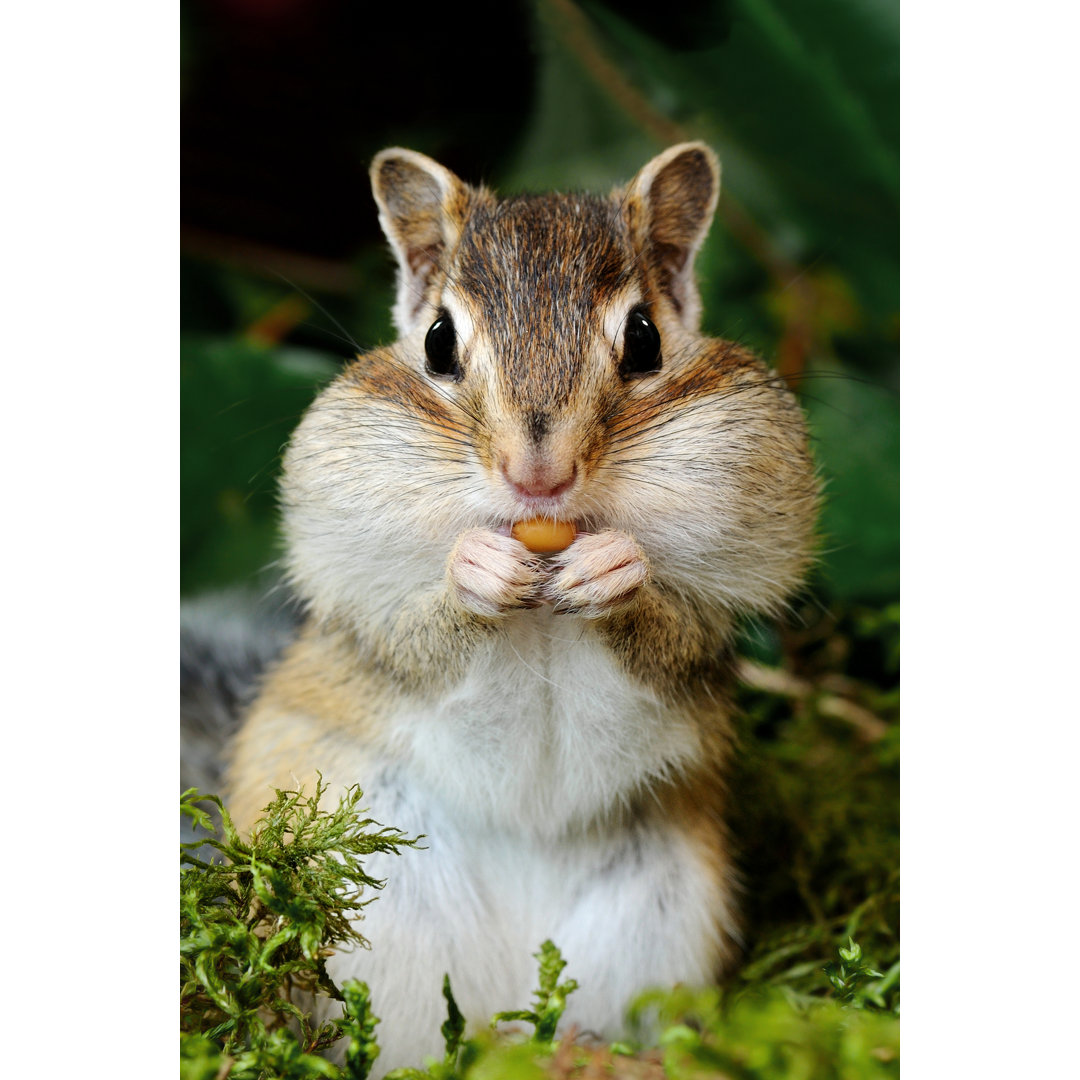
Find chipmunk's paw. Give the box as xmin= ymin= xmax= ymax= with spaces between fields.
xmin=448 ymin=528 xmax=544 ymax=617
xmin=545 ymin=530 xmax=649 ymax=618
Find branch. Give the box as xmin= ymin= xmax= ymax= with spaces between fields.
xmin=736 ymin=658 xmax=890 ymax=741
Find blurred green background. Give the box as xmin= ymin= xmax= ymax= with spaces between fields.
xmin=181 ymin=0 xmax=898 ymax=617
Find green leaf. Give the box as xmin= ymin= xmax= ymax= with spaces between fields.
xmin=489 ymin=941 xmax=579 ymax=1048
xmin=180 ymin=336 xmax=338 ymax=593
xmin=180 ymin=1033 xmax=228 ymax=1080
xmin=180 ymin=789 xmax=218 ymax=835
xmin=340 ymin=981 xmax=382 ymax=1080
xmin=839 ymin=937 xmax=862 ymax=963
xmin=802 ymin=362 xmax=899 ymax=601
xmin=440 ymin=974 xmax=466 ymax=1064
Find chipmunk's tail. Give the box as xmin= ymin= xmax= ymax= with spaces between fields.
xmin=180 ymin=587 xmax=300 ymax=802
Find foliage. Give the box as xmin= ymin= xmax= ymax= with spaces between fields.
xmin=627 ymin=980 xmax=898 ymax=1079
xmin=179 ymin=780 xmax=421 ymax=1079
xmin=490 ymin=941 xmax=581 ymax=1046
xmin=179 ymin=335 xmax=339 ymax=592
xmin=729 ymin=597 xmax=900 ymax=1017
xmin=381 ymin=976 xmax=469 ymax=1080
xmin=822 ymin=939 xmax=889 ymax=1011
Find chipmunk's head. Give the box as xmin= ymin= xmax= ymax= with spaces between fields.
xmin=282 ymin=145 xmax=815 ymax=624
xmin=366 ymin=143 xmax=720 ymax=527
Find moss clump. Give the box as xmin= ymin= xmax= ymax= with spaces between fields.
xmin=180 ymin=779 xmax=420 ymax=1078
xmin=180 ymin=782 xmax=898 ymax=1079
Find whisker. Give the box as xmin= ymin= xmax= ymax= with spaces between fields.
xmin=269 ymin=271 xmax=364 ymax=355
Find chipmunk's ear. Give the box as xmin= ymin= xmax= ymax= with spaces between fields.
xmin=623 ymin=142 xmax=720 ymax=331
xmin=371 ymin=148 xmax=473 ymax=334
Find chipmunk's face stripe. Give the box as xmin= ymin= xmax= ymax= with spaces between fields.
xmin=454 ymin=194 xmax=634 ymax=412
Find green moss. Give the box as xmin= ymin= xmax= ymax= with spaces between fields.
xmin=180 ymin=779 xmax=421 ymax=1078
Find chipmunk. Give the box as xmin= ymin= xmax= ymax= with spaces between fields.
xmin=224 ymin=142 xmax=818 ymax=1071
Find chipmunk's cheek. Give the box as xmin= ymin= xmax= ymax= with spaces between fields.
xmin=545 ymin=530 xmax=649 ymax=618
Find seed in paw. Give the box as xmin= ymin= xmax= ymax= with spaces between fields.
xmin=511 ymin=518 xmax=577 ymax=554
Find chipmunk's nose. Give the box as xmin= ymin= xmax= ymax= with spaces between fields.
xmin=500 ymin=458 xmax=577 ymax=500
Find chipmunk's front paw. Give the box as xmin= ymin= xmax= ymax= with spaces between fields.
xmin=448 ymin=528 xmax=544 ymax=617
xmin=545 ymin=530 xmax=649 ymax=618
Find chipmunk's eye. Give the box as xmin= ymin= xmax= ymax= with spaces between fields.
xmin=424 ymin=311 xmax=462 ymax=380
xmin=619 ymin=308 xmax=662 ymax=379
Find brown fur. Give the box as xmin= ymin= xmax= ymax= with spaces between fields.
xmin=223 ymin=145 xmax=817 ymax=1066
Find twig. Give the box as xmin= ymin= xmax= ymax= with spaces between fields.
xmin=736 ymin=658 xmax=889 ymax=741
xmin=181 ymin=225 xmax=358 ymax=295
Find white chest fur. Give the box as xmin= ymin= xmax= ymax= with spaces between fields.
xmin=295 ymin=610 xmax=729 ymax=1074
xmin=388 ymin=609 xmax=702 ymax=838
